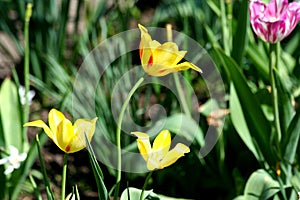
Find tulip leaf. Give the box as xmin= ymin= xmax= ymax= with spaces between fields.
xmin=229 ymin=83 xmax=260 ymax=161
xmin=85 ymin=133 xmax=108 ymax=200
xmin=282 ymin=111 xmax=300 ymax=165
xmin=232 ymin=0 xmax=249 ymax=65
xmin=240 ymin=169 xmax=280 ymax=199
xmin=274 ymin=70 xmax=294 ymax=136
xmin=0 ymin=78 xmax=22 ymax=150
xmin=291 ymin=170 xmax=300 ymax=191
xmin=120 ymin=187 xmax=152 ymax=200
xmin=214 ymin=47 xmax=274 ymax=164
xmin=246 ymin=42 xmax=269 ymax=81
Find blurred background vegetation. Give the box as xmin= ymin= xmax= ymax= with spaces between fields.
xmin=0 ymin=0 xmax=300 ymax=199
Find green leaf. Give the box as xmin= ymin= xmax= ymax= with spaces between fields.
xmin=274 ymin=70 xmax=294 ymax=136
xmin=10 ymin=133 xmax=48 ymax=199
xmin=282 ymin=111 xmax=300 ymax=165
xmin=0 ymin=78 xmax=22 ymax=150
xmin=36 ymin=134 xmax=54 ymax=200
xmin=232 ymin=0 xmax=249 ymax=65
xmin=85 ymin=133 xmax=108 ymax=200
xmin=246 ymin=42 xmax=269 ymax=81
xmin=242 ymin=169 xmax=280 ymax=200
xmin=291 ymin=170 xmax=300 ymax=191
xmin=120 ymin=187 xmax=152 ymax=200
xmin=214 ymin=47 xmax=274 ymax=164
xmin=229 ymin=83 xmax=260 ymax=161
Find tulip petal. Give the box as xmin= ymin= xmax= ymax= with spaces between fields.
xmin=131 ymin=132 xmax=152 ymax=161
xmin=175 ymin=61 xmax=202 ymax=73
xmin=152 ymin=42 xmax=183 ymax=66
xmin=56 ymin=118 xmax=74 ymax=152
xmin=159 ymin=143 xmax=190 ymax=169
xmin=67 ymin=117 xmax=97 ymax=153
xmin=24 ymin=120 xmax=53 ymax=140
xmin=152 ymin=130 xmax=171 ymax=161
xmin=48 ymin=109 xmax=65 ymax=138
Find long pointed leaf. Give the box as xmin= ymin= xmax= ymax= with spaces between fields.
xmin=85 ymin=133 xmax=108 ymax=200
xmin=215 ymin=47 xmax=274 ymax=164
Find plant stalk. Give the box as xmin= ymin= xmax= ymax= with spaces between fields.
xmin=23 ymin=3 xmax=33 ymax=150
xmin=61 ymin=153 xmax=68 ymax=200
xmin=269 ymin=43 xmax=281 ymax=145
xmin=140 ymin=171 xmax=153 ymax=200
xmin=166 ymin=24 xmax=191 ymax=117
xmin=115 ymin=77 xmax=144 ymax=185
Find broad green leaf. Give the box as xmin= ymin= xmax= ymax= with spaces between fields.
xmin=214 ymin=47 xmax=274 ymax=164
xmin=243 ymin=169 xmax=280 ymax=200
xmin=282 ymin=111 xmax=300 ymax=165
xmin=0 ymin=78 xmax=22 ymax=150
xmin=232 ymin=0 xmax=249 ymax=65
xmin=291 ymin=170 xmax=300 ymax=191
xmin=246 ymin=42 xmax=269 ymax=81
xmin=274 ymin=70 xmax=294 ymax=136
xmin=120 ymin=187 xmax=152 ymax=200
xmin=85 ymin=133 xmax=108 ymax=200
xmin=229 ymin=83 xmax=260 ymax=161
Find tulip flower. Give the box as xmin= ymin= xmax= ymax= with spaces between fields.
xmin=138 ymin=24 xmax=202 ymax=76
xmin=131 ymin=130 xmax=190 ymax=170
xmin=24 ymin=109 xmax=97 ymax=153
xmin=0 ymin=145 xmax=27 ymax=175
xmin=249 ymin=0 xmax=300 ymax=43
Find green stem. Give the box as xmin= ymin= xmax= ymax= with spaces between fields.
xmin=269 ymin=43 xmax=281 ymax=145
xmin=220 ymin=0 xmax=230 ymax=55
xmin=166 ymin=24 xmax=191 ymax=117
xmin=115 ymin=77 xmax=145 ymax=184
xmin=140 ymin=171 xmax=153 ymax=200
xmin=23 ymin=3 xmax=32 ymax=150
xmin=61 ymin=153 xmax=68 ymax=200
xmin=173 ymin=73 xmax=191 ymax=116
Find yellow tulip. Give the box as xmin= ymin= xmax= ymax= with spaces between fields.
xmin=24 ymin=109 xmax=97 ymax=153
xmin=131 ymin=130 xmax=190 ymax=170
xmin=138 ymin=24 xmax=202 ymax=77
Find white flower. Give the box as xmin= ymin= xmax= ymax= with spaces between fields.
xmin=0 ymin=145 xmax=27 ymax=175
xmin=18 ymin=85 xmax=35 ymax=105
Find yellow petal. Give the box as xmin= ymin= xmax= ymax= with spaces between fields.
xmin=48 ymin=109 xmax=65 ymax=137
xmin=159 ymin=143 xmax=190 ymax=169
xmin=139 ymin=26 xmax=160 ymax=71
xmin=131 ymin=132 xmax=152 ymax=161
xmin=67 ymin=117 xmax=98 ymax=153
xmin=56 ymin=118 xmax=74 ymax=153
xmin=174 ymin=61 xmax=202 ymax=73
xmin=24 ymin=120 xmax=53 ymax=140
xmin=152 ymin=42 xmax=183 ymax=66
xmin=152 ymin=130 xmax=171 ymax=161
xmin=146 ymin=155 xmax=160 ymax=171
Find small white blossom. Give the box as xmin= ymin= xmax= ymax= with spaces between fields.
xmin=18 ymin=85 xmax=35 ymax=105
xmin=0 ymin=145 xmax=27 ymax=175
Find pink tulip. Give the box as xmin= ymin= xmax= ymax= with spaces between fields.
xmin=249 ymin=0 xmax=300 ymax=43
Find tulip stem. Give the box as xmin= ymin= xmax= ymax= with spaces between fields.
xmin=173 ymin=73 xmax=191 ymax=116
xmin=166 ymin=24 xmax=191 ymax=116
xmin=23 ymin=3 xmax=32 ymax=150
xmin=61 ymin=153 xmax=68 ymax=200
xmin=115 ymin=77 xmax=144 ymax=187
xmin=269 ymin=43 xmax=281 ymax=145
xmin=140 ymin=171 xmax=153 ymax=200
